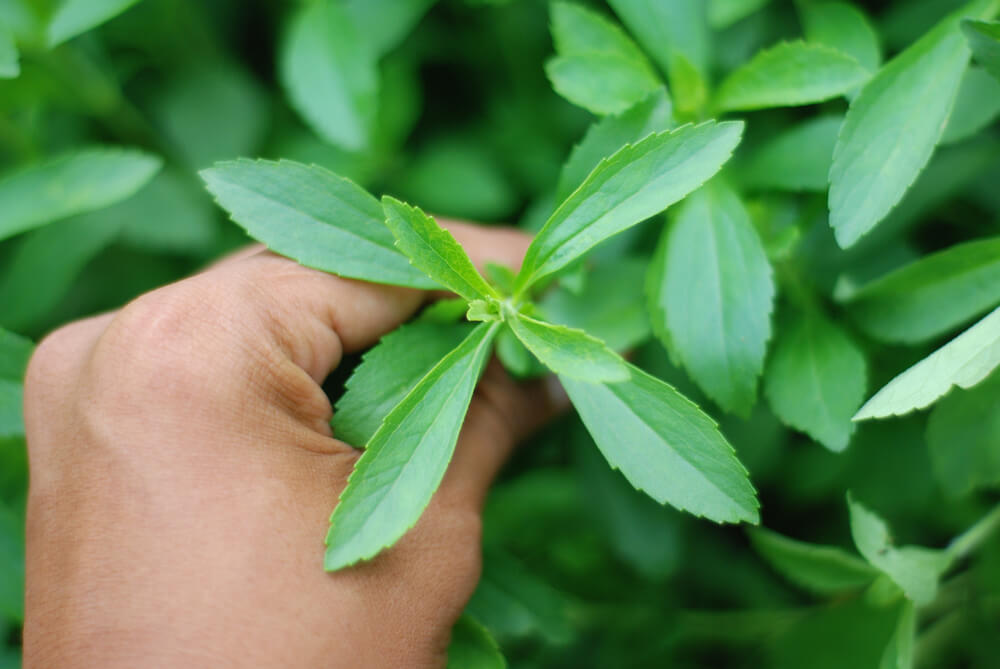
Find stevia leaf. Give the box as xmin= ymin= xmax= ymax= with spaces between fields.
xmin=116 ymin=170 xmax=218 ymax=255
xmin=764 ymin=312 xmax=867 ymax=452
xmin=0 ymin=502 xmax=23 ymax=622
xmin=550 ymin=0 xmax=647 ymax=60
xmin=879 ymin=601 xmax=916 ymax=669
xmin=844 ymin=237 xmax=1000 ymax=344
xmin=856 ymin=307 xmax=1000 ymax=421
xmin=0 ymin=148 xmax=162 ymax=243
xmin=708 ymin=0 xmax=772 ymax=29
xmin=279 ymin=0 xmax=377 ymax=151
xmin=447 ymin=615 xmax=506 ymax=669
xmin=507 ymin=314 xmax=629 ymax=383
xmin=325 ymin=322 xmax=500 ymax=570
xmin=556 ymin=89 xmax=674 ymax=201
xmin=926 ymin=370 xmax=1000 ymax=497
xmin=963 ymin=18 xmax=1000 ymax=81
xmin=800 ymin=1 xmax=882 ymax=72
xmin=607 ymin=0 xmax=711 ymax=76
xmin=0 ymin=26 xmax=18 ymax=78
xmin=516 ymin=121 xmax=744 ymax=292
xmin=561 ymin=362 xmax=759 ymax=524
xmin=648 ymin=182 xmax=774 ymax=415
xmin=942 ymin=67 xmax=1000 ymax=143
xmin=343 ymin=0 xmax=436 ymax=57
xmin=828 ymin=0 xmax=994 ymax=248
xmin=382 ymin=196 xmax=497 ymax=301
xmin=0 ymin=382 xmax=23 ymax=440
xmin=748 ymin=527 xmax=879 ymax=595
xmin=713 ymin=41 xmax=870 ymax=112
xmin=848 ymin=494 xmax=949 ymax=605
xmin=739 ymin=115 xmax=843 ymax=192
xmin=200 ymin=159 xmax=435 ymax=289
xmin=545 ymin=53 xmax=661 ymax=116
xmin=333 ymin=321 xmax=473 ymax=448
xmin=46 ymin=0 xmax=142 ymax=47
xmin=0 ymin=330 xmax=33 ymax=382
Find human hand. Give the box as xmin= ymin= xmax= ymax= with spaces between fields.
xmin=22 ymin=222 xmax=562 ymax=668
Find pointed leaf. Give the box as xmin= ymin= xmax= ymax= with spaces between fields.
xmin=200 ymin=159 xmax=435 ymax=289
xmin=879 ymin=601 xmax=916 ymax=669
xmin=333 ymin=321 xmax=473 ymax=447
xmin=325 ymin=322 xmax=500 ymax=569
xmin=516 ymin=121 xmax=744 ymax=292
xmin=561 ymin=362 xmax=759 ymax=524
xmin=748 ymin=527 xmax=879 ymax=595
xmin=648 ymin=181 xmax=775 ymax=415
xmin=0 ymin=148 xmax=162 ymax=243
xmin=607 ymin=0 xmax=711 ymax=76
xmin=382 ymin=196 xmax=496 ymax=301
xmin=829 ymin=0 xmax=995 ymax=248
xmin=963 ymin=19 xmax=1000 ymax=81
xmin=844 ymin=237 xmax=1000 ymax=344
xmin=800 ymin=1 xmax=882 ymax=72
xmin=713 ymin=41 xmax=870 ymax=112
xmin=447 ymin=615 xmax=506 ymax=669
xmin=856 ymin=307 xmax=1000 ymax=420
xmin=343 ymin=0 xmax=436 ymax=57
xmin=739 ymin=115 xmax=843 ymax=192
xmin=47 ymin=0 xmax=142 ymax=47
xmin=507 ymin=314 xmax=629 ymax=383
xmin=764 ymin=312 xmax=867 ymax=451
xmin=279 ymin=0 xmax=377 ymax=151
xmin=848 ymin=494 xmax=949 ymax=605
xmin=709 ymin=0 xmax=771 ymax=29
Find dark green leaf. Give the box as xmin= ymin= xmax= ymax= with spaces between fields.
xmin=0 ymin=503 xmax=23 ymax=621
xmin=963 ymin=18 xmax=1000 ymax=80
xmin=748 ymin=527 xmax=878 ymax=594
xmin=507 ymin=314 xmax=629 ymax=383
xmin=739 ymin=115 xmax=843 ymax=192
xmin=447 ymin=615 xmax=506 ymax=669
xmin=0 ymin=330 xmax=33 ymax=382
xmin=941 ymin=66 xmax=1000 ymax=143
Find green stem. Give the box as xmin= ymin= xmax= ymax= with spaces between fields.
xmin=945 ymin=503 xmax=1000 ymax=564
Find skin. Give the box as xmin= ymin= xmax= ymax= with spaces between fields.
xmin=22 ymin=223 xmax=563 ymax=668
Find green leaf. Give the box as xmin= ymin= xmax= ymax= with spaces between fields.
xmin=343 ymin=0 xmax=436 ymax=57
xmin=828 ymin=1 xmax=993 ymax=248
xmin=506 ymin=314 xmax=629 ymax=383
xmin=844 ymin=237 xmax=1000 ymax=344
xmin=855 ymin=307 xmax=1000 ymax=420
xmin=713 ymin=41 xmax=870 ymax=112
xmin=800 ymin=1 xmax=882 ymax=72
xmin=0 ymin=26 xmax=18 ymax=78
xmin=516 ymin=121 xmax=744 ymax=292
xmin=942 ymin=67 xmax=1000 ymax=143
xmin=764 ymin=312 xmax=867 ymax=452
xmin=748 ymin=527 xmax=879 ymax=595
xmin=607 ymin=0 xmax=711 ymax=76
xmin=200 ymin=159 xmax=435 ymax=289
xmin=739 ymin=115 xmax=843 ymax=192
xmin=963 ymin=19 xmax=1000 ymax=81
xmin=47 ymin=0 xmax=142 ymax=47
xmin=447 ymin=615 xmax=506 ymax=669
xmin=382 ymin=196 xmax=496 ymax=302
xmin=467 ymin=548 xmax=574 ymax=645
xmin=0 ymin=148 xmax=162 ymax=243
xmin=116 ymin=170 xmax=218 ymax=255
xmin=0 ymin=330 xmax=33 ymax=382
xmin=0 ymin=502 xmax=23 ymax=622
xmin=325 ymin=322 xmax=500 ymax=569
xmin=847 ymin=494 xmax=949 ymax=605
xmin=333 ymin=321 xmax=473 ymax=447
xmin=926 ymin=369 xmax=1000 ymax=496
xmin=556 ymin=89 xmax=674 ymax=202
xmin=561 ymin=362 xmax=759 ymax=524
xmin=279 ymin=0 xmax=377 ymax=151
xmin=546 ymin=1 xmax=660 ymax=116
xmin=0 ymin=381 xmax=23 ymax=439
xmin=648 ymin=182 xmax=774 ymax=415
xmin=879 ymin=601 xmax=916 ymax=669
xmin=709 ymin=0 xmax=772 ymax=29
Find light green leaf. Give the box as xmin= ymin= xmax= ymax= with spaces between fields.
xmin=607 ymin=0 xmax=711 ymax=76
xmin=713 ymin=41 xmax=870 ymax=112
xmin=0 ymin=26 xmax=18 ymax=78
xmin=557 ymin=89 xmax=674 ymax=201
xmin=47 ymin=0 xmax=142 ymax=47
xmin=333 ymin=322 xmax=473 ymax=448
xmin=495 ymin=327 xmax=538 ymax=378
xmin=926 ymin=369 xmax=1000 ymax=496
xmin=117 ymin=170 xmax=218 ymax=255
xmin=942 ymin=67 xmax=1000 ymax=143
xmin=844 ymin=237 xmax=1000 ymax=344
xmin=0 ymin=148 xmax=162 ymax=243
xmin=382 ymin=196 xmax=496 ymax=301
xmin=343 ymin=0 xmax=436 ymax=57
xmin=740 ymin=115 xmax=843 ymax=192
xmin=848 ymin=494 xmax=950 ymax=605
xmin=561 ymin=362 xmax=759 ymax=524
xmin=649 ymin=182 xmax=774 ymax=415
xmin=279 ymin=0 xmax=377 ymax=151
xmin=200 ymin=159 xmax=435 ymax=289
xmin=764 ymin=312 xmax=867 ymax=452
xmin=855 ymin=307 xmax=1000 ymax=420
xmin=447 ymin=615 xmax=506 ymax=669
xmin=963 ymin=19 xmax=1000 ymax=80
xmin=800 ymin=1 xmax=882 ymax=72
xmin=829 ymin=0 xmax=994 ymax=248
xmin=507 ymin=313 xmax=629 ymax=383
xmin=668 ymin=52 xmax=710 ymax=119
xmin=709 ymin=0 xmax=772 ymax=29
xmin=0 ymin=330 xmax=33 ymax=382
xmin=516 ymin=121 xmax=744 ymax=292
xmin=325 ymin=322 xmax=500 ymax=569
xmin=0 ymin=381 xmax=23 ymax=439
xmin=748 ymin=527 xmax=879 ymax=595
xmin=879 ymin=601 xmax=916 ymax=669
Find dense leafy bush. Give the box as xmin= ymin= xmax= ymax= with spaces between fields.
xmin=2 ymin=0 xmax=1000 ymax=666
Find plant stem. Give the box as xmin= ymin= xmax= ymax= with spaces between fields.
xmin=945 ymin=503 xmax=1000 ymax=565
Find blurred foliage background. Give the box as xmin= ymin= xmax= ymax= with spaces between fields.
xmin=2 ymin=0 xmax=1000 ymax=667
